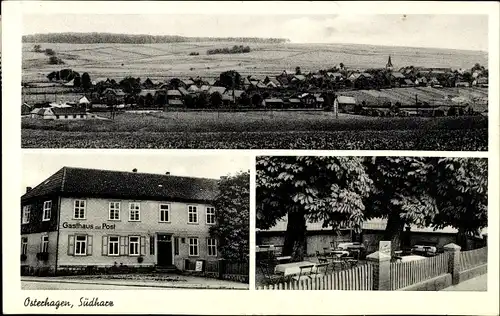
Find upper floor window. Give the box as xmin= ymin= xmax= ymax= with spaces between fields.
xmin=188 ymin=206 xmax=198 ymax=224
xmin=159 ymin=204 xmax=170 ymax=223
xmin=42 ymin=201 xmax=52 ymax=221
xmin=22 ymin=205 xmax=31 ymax=224
xmin=129 ymin=203 xmax=140 ymax=221
xmin=109 ymin=202 xmax=120 ymax=221
xmin=41 ymin=235 xmax=49 ymax=253
xmin=206 ymin=207 xmax=216 ymax=225
xmin=74 ymin=200 xmax=86 ymax=219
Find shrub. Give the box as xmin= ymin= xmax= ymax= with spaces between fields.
xmin=36 ymin=252 xmax=49 ymax=261
xmin=44 ymin=48 xmax=56 ymax=56
xmin=48 ymin=56 xmax=64 ymax=65
xmin=21 ymin=254 xmax=27 ymax=261
xmin=189 ymin=52 xmax=200 ymax=56
xmin=137 ymin=256 xmax=144 ymax=263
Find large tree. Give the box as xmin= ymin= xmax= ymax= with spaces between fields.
xmin=363 ymin=157 xmax=439 ymax=253
xmin=256 ymin=156 xmax=372 ymax=261
xmin=429 ymin=158 xmax=488 ymax=250
xmin=209 ymin=171 xmax=250 ymax=262
xmin=81 ymin=72 xmax=92 ymax=91
xmin=219 ymin=70 xmax=241 ymax=89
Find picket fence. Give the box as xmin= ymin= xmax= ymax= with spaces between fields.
xmin=257 ymin=263 xmax=373 ymax=290
xmin=459 ymin=247 xmax=488 ymax=272
xmin=390 ymin=252 xmax=449 ymax=290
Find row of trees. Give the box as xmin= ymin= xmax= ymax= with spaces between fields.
xmin=256 ymin=157 xmax=487 ymax=261
xmin=207 ymin=45 xmax=251 ymax=55
xmin=24 ymin=33 xmax=289 ymax=44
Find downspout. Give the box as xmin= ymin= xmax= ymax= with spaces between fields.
xmin=55 ymin=195 xmax=61 ymax=275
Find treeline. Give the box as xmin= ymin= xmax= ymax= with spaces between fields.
xmin=207 ymin=45 xmax=251 ymax=55
xmin=22 ymin=32 xmax=289 ymax=44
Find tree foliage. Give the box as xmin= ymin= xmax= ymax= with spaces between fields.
xmin=256 ymin=156 xmax=372 ymax=260
xmin=209 ymin=171 xmax=250 ymax=262
xmin=81 ymin=72 xmax=92 ymax=91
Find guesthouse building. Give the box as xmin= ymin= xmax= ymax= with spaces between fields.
xmin=21 ymin=167 xmax=220 ymax=275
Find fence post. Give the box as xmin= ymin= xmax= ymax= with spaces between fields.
xmin=218 ymin=258 xmax=226 ymax=280
xmin=366 ymin=251 xmax=391 ymax=290
xmin=444 ymin=243 xmax=461 ymax=285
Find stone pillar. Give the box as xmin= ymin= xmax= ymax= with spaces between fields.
xmin=444 ymin=243 xmax=461 ymax=285
xmin=366 ymin=251 xmax=391 ymax=290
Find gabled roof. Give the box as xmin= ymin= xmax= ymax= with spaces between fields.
xmin=391 ymin=72 xmax=405 ymax=78
xmin=167 ymin=89 xmax=182 ymax=96
xmin=208 ymin=86 xmax=226 ymax=95
xmin=178 ymin=87 xmax=189 ymax=96
xmin=181 ymin=79 xmax=195 ymax=86
xmin=102 ymin=88 xmax=126 ymax=96
xmin=336 ymin=96 xmax=356 ymax=104
xmin=21 ymin=167 xmax=219 ymax=203
xmin=51 ymin=107 xmax=88 ymax=115
xmin=293 ymin=75 xmax=306 ymax=81
xmin=264 ymin=98 xmax=284 ymax=103
xmin=138 ymin=89 xmax=157 ymax=97
xmin=223 ymin=90 xmax=245 ymax=98
xmin=168 ymin=99 xmax=184 ymax=106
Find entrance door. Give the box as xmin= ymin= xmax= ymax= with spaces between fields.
xmin=157 ymin=234 xmax=173 ymax=266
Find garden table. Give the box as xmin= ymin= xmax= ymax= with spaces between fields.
xmin=274 ymin=261 xmax=317 ymax=276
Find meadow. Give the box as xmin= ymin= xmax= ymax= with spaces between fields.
xmin=22 ymin=42 xmax=488 ymax=82
xmin=21 ymin=112 xmax=488 ymax=150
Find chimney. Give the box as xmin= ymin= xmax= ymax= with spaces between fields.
xmin=26 ymin=187 xmax=32 ymax=193
xmin=132 ymin=168 xmax=137 ymax=173
xmin=165 ymin=172 xmax=170 ymax=175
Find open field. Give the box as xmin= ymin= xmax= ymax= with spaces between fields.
xmin=22 ymin=42 xmax=488 ymax=82
xmin=21 ymin=112 xmax=488 ymax=150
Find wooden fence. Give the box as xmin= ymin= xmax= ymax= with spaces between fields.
xmin=257 ymin=263 xmax=373 ymax=290
xmin=459 ymin=247 xmax=487 ymax=272
xmin=390 ymin=252 xmax=449 ymax=290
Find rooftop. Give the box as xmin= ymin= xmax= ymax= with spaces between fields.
xmin=22 ymin=167 xmax=220 ymax=204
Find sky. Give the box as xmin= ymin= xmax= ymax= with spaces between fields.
xmin=22 ymin=14 xmax=488 ymax=51
xmin=22 ymin=152 xmax=249 ymax=191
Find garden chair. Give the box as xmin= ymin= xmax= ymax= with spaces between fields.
xmin=311 ymin=263 xmax=330 ymax=278
xmin=292 ymin=264 xmax=315 ymax=283
xmin=259 ymin=261 xmax=286 ymax=285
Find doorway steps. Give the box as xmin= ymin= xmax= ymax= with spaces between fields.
xmin=154 ymin=265 xmax=179 ymax=273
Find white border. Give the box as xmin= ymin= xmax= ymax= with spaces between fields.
xmin=2 ymin=1 xmax=500 ymax=315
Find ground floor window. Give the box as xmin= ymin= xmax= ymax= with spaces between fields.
xmin=189 ymin=237 xmax=199 ymax=256
xmin=41 ymin=235 xmax=49 ymax=253
xmin=75 ymin=235 xmax=87 ymax=256
xmin=21 ymin=237 xmax=28 ymax=255
xmin=129 ymin=236 xmax=140 ymax=256
xmin=207 ymin=238 xmax=217 ymax=256
xmin=108 ymin=236 xmax=119 ymax=256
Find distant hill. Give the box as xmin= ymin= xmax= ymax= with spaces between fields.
xmin=22 ymin=32 xmax=290 ymax=44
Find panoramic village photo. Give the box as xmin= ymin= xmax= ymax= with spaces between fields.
xmin=20 ymin=153 xmax=250 ymax=290
xmin=21 ymin=14 xmax=488 ymax=150
xmin=255 ymin=156 xmax=488 ymax=291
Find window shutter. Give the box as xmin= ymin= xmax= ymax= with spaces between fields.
xmin=102 ymin=236 xmax=108 ymax=256
xmin=140 ymin=236 xmax=146 ymax=256
xmin=120 ymin=236 xmax=126 ymax=255
xmin=87 ymin=235 xmax=93 ymax=256
xmin=149 ymin=236 xmax=155 ymax=255
xmin=68 ymin=235 xmax=75 ymax=256
xmin=124 ymin=237 xmax=129 ymax=255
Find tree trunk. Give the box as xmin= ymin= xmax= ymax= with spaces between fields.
xmin=456 ymin=228 xmax=469 ymax=251
xmin=283 ymin=211 xmax=307 ymax=262
xmin=383 ymin=212 xmax=405 ymax=255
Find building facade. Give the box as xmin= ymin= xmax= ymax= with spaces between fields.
xmin=21 ymin=167 xmax=220 ymax=275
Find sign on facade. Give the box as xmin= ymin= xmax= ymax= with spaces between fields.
xmin=195 ymin=260 xmax=204 ymax=272
xmin=61 ymin=222 xmax=116 ymax=230
xmin=379 ymin=241 xmax=391 ymax=255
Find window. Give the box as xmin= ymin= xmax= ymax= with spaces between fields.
xmin=22 ymin=205 xmax=31 ymax=224
xmin=207 ymin=238 xmax=217 ymax=256
xmin=108 ymin=236 xmax=119 ymax=256
xmin=109 ymin=202 xmax=120 ymax=220
xmin=21 ymin=237 xmax=28 ymax=255
xmin=188 ymin=206 xmax=198 ymax=223
xmin=129 ymin=236 xmax=140 ymax=256
xmin=174 ymin=237 xmax=179 ymax=255
xmin=74 ymin=200 xmax=86 ymax=219
xmin=75 ymin=235 xmax=87 ymax=256
xmin=188 ymin=238 xmax=199 ymax=256
xmin=41 ymin=235 xmax=49 ymax=253
xmin=129 ymin=203 xmax=140 ymax=221
xmin=206 ymin=207 xmax=216 ymax=224
xmin=159 ymin=204 xmax=170 ymax=222
xmin=42 ymin=201 xmax=52 ymax=221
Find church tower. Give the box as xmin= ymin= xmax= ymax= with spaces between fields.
xmin=386 ymin=55 xmax=394 ymax=71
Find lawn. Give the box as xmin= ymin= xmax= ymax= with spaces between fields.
xmin=21 ymin=111 xmax=488 ymax=150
